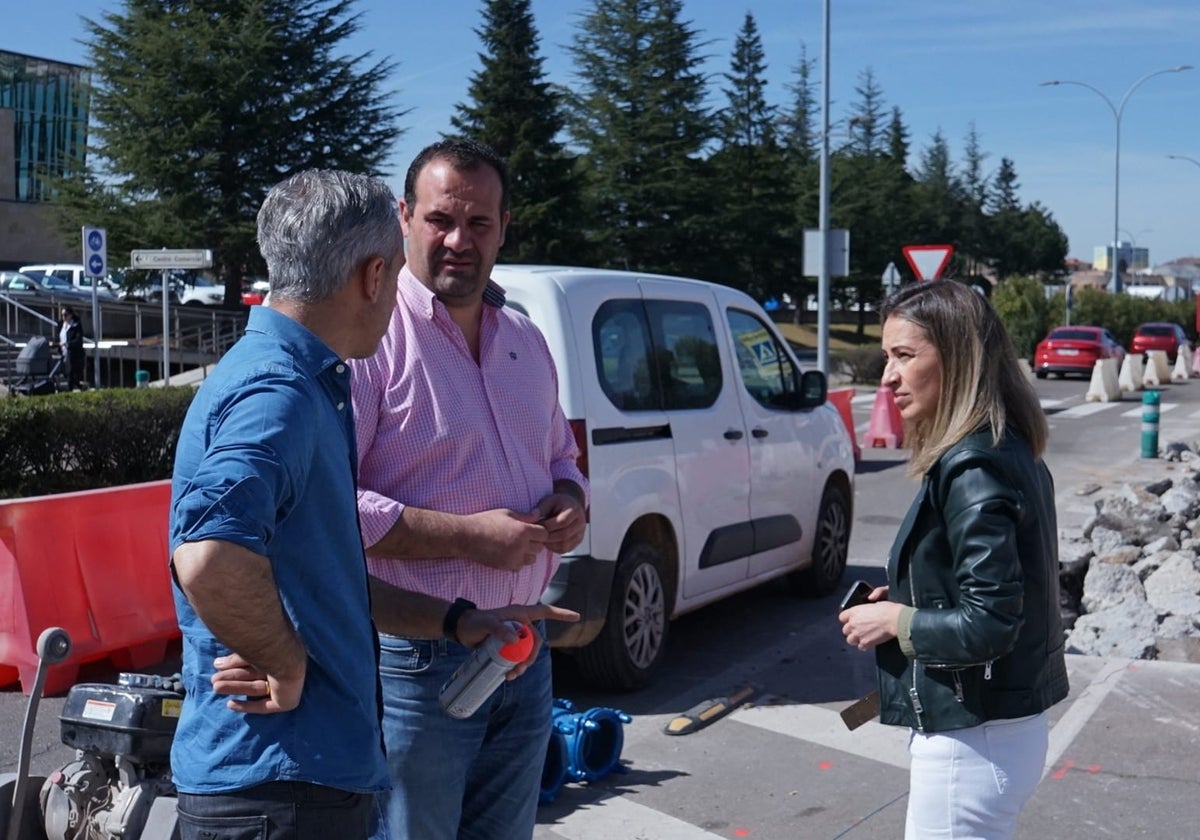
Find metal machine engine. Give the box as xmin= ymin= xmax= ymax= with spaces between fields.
xmin=37 ymin=675 xmax=182 ymax=840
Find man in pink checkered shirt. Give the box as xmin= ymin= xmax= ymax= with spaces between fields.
xmin=350 ymin=138 xmax=588 ymax=840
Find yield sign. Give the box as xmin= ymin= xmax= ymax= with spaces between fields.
xmin=902 ymin=245 xmax=954 ymax=281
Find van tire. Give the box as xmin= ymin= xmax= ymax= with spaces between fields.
xmin=789 ymin=484 xmax=850 ymax=597
xmin=575 ymin=541 xmax=669 ymax=692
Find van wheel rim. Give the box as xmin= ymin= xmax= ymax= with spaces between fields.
xmin=623 ymin=563 xmax=665 ymax=669
xmin=817 ymin=499 xmax=849 ymax=577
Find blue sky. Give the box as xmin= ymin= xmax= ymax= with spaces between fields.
xmin=8 ymin=0 xmax=1200 ymax=265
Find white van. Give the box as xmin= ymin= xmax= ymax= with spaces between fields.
xmin=496 ymin=265 xmax=855 ymax=691
xmin=19 ymin=264 xmax=117 ymax=298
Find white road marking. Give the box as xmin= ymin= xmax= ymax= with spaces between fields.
xmin=1056 ymin=402 xmax=1122 ymax=418
xmin=731 ymin=704 xmax=911 ymax=770
xmin=1042 ymin=658 xmax=1129 ymax=778
xmin=542 ymin=794 xmax=729 ymax=839
xmin=1119 ymin=402 xmax=1177 ymax=418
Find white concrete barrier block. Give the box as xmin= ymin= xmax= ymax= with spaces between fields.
xmin=1146 ymin=350 xmax=1170 ymax=385
xmin=1085 ymin=357 xmax=1122 ymax=402
xmin=1192 ymin=345 xmax=1200 ymax=378
xmin=1172 ymin=351 xmax=1191 ymax=382
xmin=1118 ymin=353 xmax=1144 ymax=392
xmin=1178 ymin=342 xmax=1194 ymax=378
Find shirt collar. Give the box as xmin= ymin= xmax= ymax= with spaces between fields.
xmin=397 ymin=264 xmax=507 ymax=319
xmin=247 ymin=305 xmax=344 ymax=375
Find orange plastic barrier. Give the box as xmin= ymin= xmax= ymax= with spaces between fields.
xmin=0 ymin=480 xmax=179 ymax=695
xmin=826 ymin=387 xmax=861 ymax=462
xmin=863 ymin=387 xmax=905 ymax=449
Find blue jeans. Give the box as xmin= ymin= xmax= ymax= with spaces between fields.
xmin=177 ymin=781 xmax=373 ymax=840
xmin=371 ymin=626 xmax=552 ymax=840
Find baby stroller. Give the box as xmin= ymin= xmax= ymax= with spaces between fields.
xmin=9 ymin=336 xmax=62 ymax=396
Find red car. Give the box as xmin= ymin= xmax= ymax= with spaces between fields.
xmin=1033 ymin=326 xmax=1125 ymax=379
xmin=1130 ymin=322 xmax=1190 ymax=363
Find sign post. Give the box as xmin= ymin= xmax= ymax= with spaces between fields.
xmin=82 ymin=227 xmax=107 ymax=388
xmin=902 ymin=244 xmax=955 ymax=282
xmin=881 ymin=261 xmax=901 ymax=296
xmin=130 ymin=249 xmax=214 ymax=385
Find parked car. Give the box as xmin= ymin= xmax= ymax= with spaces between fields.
xmin=1033 ymin=326 xmax=1126 ymax=379
xmin=495 ymin=265 xmax=855 ymax=691
xmin=19 ymin=263 xmax=118 ymax=298
xmin=0 ymin=270 xmax=92 ymax=301
xmin=1130 ymin=322 xmax=1190 ymax=363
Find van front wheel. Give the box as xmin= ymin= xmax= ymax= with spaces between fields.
xmin=789 ymin=484 xmax=850 ymax=597
xmin=575 ymin=541 xmax=669 ymax=692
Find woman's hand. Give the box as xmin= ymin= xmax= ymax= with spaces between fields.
xmin=839 ymin=586 xmax=903 ymax=651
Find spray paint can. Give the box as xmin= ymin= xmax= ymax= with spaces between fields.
xmin=439 ymin=622 xmax=534 ymax=719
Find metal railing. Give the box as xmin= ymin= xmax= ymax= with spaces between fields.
xmin=1 ymin=293 xmax=247 ymax=389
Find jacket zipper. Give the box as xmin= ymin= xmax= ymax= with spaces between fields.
xmin=906 ymin=559 xmax=925 ymax=730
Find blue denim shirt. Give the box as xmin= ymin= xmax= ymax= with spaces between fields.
xmin=169 ymin=306 xmax=388 ymax=794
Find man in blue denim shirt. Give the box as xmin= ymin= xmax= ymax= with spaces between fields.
xmin=169 ymin=169 xmax=404 ymax=838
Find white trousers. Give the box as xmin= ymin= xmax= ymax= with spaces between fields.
xmin=905 ymin=712 xmax=1048 ymax=840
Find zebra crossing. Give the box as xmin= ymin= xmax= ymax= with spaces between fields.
xmin=847 ymin=391 xmax=1200 ymax=431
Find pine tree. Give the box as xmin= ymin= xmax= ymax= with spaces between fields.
xmin=708 ymin=13 xmax=796 ymax=301
xmin=566 ymin=0 xmax=713 ymax=276
xmin=50 ymin=0 xmax=406 ymax=302
xmin=450 ymin=0 xmax=586 ymax=264
xmin=959 ymin=122 xmax=990 ymax=274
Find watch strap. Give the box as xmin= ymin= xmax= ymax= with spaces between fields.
xmin=442 ymin=597 xmax=477 ymax=643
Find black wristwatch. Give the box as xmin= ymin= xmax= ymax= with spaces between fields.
xmin=442 ymin=597 xmax=476 ymax=643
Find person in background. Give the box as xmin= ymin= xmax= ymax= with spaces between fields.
xmin=168 ymin=169 xmax=404 ymax=839
xmin=56 ymin=306 xmax=85 ymax=390
xmin=839 ymin=280 xmax=1068 ymax=840
xmin=351 ymin=138 xmax=588 ymax=840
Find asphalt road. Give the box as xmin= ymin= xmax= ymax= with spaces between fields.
xmin=3 ymin=371 xmax=1199 ymax=839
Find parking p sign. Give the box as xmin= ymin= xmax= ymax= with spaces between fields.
xmin=82 ymin=226 xmax=107 ymax=278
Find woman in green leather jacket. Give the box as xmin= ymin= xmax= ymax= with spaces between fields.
xmin=839 ymin=280 xmax=1069 ymax=839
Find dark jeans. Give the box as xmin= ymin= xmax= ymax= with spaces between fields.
xmin=176 ymin=781 xmax=374 ymax=840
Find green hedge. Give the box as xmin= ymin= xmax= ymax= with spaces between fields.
xmin=0 ymin=387 xmax=196 ymax=499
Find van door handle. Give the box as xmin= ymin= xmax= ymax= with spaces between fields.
xmin=724 ymin=429 xmax=744 ymax=440
xmin=751 ymin=428 xmax=769 ymax=439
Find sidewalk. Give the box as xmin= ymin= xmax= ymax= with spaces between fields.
xmin=533 ymin=653 xmax=1200 ymax=839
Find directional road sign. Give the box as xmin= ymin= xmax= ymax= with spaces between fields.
xmin=130 ymin=249 xmax=214 ymax=270
xmin=882 ymin=261 xmax=901 ymax=294
xmin=82 ymin=227 xmax=107 ymax=278
xmin=902 ymin=244 xmax=954 ymax=281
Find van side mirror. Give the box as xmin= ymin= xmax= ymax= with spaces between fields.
xmin=797 ymin=369 xmax=827 ymax=409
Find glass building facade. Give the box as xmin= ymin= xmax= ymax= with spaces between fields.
xmin=0 ymin=49 xmax=90 ymax=203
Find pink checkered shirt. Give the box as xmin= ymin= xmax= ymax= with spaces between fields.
xmin=350 ymin=266 xmax=587 ymax=609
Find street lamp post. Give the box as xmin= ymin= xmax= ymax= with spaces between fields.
xmin=1167 ymin=154 xmax=1200 ymax=172
xmin=816 ymin=0 xmax=832 ymax=375
xmin=1041 ymin=65 xmax=1192 ymax=294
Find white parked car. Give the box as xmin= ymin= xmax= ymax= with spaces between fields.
xmin=496 ymin=265 xmax=855 ymax=691
xmin=19 ymin=263 xmax=118 ymax=298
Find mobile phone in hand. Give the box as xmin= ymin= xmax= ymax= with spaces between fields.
xmin=839 ymin=580 xmax=874 ymax=612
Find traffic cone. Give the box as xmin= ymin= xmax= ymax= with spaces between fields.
xmin=863 ymin=387 xmax=904 ymax=448
xmin=826 ymin=387 xmax=861 ymax=462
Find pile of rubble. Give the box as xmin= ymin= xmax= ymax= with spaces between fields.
xmin=1060 ymin=441 xmax=1200 ymax=663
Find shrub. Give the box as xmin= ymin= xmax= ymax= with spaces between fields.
xmin=0 ymin=387 xmax=196 ymax=498
xmin=836 ymin=345 xmax=884 ymax=385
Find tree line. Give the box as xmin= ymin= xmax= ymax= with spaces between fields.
xmin=50 ymin=0 xmax=1069 ymax=317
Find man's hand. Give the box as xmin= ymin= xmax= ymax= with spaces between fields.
xmin=211 ymin=652 xmax=305 ymax=714
xmin=532 ymin=491 xmax=586 ymax=555
xmin=464 ymin=508 xmax=550 ymax=570
xmin=456 ymin=603 xmax=580 ymax=679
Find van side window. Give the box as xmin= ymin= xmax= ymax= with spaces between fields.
xmin=645 ymin=301 xmax=721 ymax=410
xmin=593 ymin=300 xmax=657 ymax=411
xmin=726 ymin=309 xmax=797 ymax=409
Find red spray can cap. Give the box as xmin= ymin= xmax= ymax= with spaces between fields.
xmin=497 ymin=623 xmax=534 ymax=663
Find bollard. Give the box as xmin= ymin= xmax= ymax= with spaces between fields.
xmin=1141 ymin=389 xmax=1160 ymax=459
xmin=135 ymin=369 xmax=150 ymax=388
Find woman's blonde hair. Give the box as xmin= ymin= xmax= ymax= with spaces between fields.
xmin=880 ymin=281 xmax=1047 ymax=476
